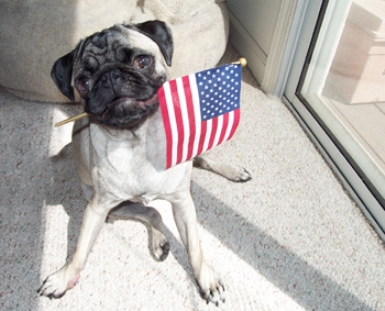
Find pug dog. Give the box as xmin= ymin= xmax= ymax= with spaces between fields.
xmin=38 ymin=20 xmax=251 ymax=305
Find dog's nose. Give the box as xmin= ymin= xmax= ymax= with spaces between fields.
xmin=110 ymin=69 xmax=121 ymax=82
xmin=109 ymin=68 xmax=131 ymax=83
xmin=99 ymin=73 xmax=109 ymax=85
xmin=97 ymin=69 xmax=125 ymax=88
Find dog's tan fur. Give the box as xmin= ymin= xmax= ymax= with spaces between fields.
xmin=38 ymin=21 xmax=250 ymax=305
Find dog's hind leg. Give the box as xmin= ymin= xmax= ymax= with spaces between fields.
xmin=194 ymin=154 xmax=251 ymax=182
xmin=108 ymin=201 xmax=170 ymax=261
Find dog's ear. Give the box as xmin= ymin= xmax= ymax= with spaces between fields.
xmin=132 ymin=20 xmax=174 ymax=67
xmin=51 ymin=50 xmax=76 ymax=101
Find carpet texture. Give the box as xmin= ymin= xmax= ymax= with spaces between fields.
xmin=1 ymin=46 xmax=385 ymax=311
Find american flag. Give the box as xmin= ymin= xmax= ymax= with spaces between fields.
xmin=158 ymin=63 xmax=242 ymax=169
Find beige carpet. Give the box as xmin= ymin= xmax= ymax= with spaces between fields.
xmin=1 ymin=46 xmax=385 ymax=311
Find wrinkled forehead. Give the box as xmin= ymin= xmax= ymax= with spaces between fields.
xmin=76 ymin=25 xmax=163 ymax=67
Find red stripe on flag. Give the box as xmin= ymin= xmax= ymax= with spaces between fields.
xmin=228 ymin=108 xmax=240 ymax=140
xmin=182 ymin=76 xmax=196 ymax=161
xmin=169 ymin=79 xmax=184 ymax=165
xmin=158 ymin=85 xmax=173 ymax=169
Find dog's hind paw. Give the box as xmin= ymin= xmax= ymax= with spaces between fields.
xmin=155 ymin=240 xmax=170 ymax=261
xmin=193 ymin=156 xmax=251 ymax=182
xmin=225 ymin=165 xmax=252 ymax=182
xmin=151 ymin=229 xmax=170 ymax=261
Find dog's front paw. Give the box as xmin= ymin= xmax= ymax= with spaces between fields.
xmin=197 ymin=264 xmax=225 ymax=306
xmin=38 ymin=265 xmax=80 ymax=299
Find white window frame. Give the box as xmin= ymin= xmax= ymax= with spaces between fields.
xmin=283 ymin=0 xmax=385 ymax=240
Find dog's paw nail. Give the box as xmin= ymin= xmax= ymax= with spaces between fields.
xmin=238 ymin=168 xmax=252 ymax=182
xmin=160 ymin=243 xmax=170 ymax=261
xmin=219 ymin=280 xmax=226 ymax=292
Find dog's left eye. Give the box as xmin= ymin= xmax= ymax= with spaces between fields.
xmin=133 ymin=55 xmax=153 ymax=69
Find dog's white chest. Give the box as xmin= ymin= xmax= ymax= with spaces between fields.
xmin=88 ymin=121 xmax=190 ymax=203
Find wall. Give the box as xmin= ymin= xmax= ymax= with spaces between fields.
xmin=227 ymin=0 xmax=282 ymax=85
xmin=227 ymin=0 xmax=304 ymax=96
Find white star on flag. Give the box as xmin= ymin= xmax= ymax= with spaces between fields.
xmin=158 ymin=62 xmax=242 ymax=169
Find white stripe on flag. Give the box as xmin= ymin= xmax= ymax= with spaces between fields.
xmin=189 ymin=74 xmax=202 ymax=158
xmin=212 ymin=114 xmax=223 ymax=148
xmin=163 ymin=82 xmax=178 ymax=167
xmin=176 ymin=77 xmax=190 ymax=163
xmin=223 ymin=110 xmax=234 ymax=142
xmin=202 ymin=119 xmax=212 ymax=154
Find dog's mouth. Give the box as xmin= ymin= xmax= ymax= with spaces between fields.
xmin=91 ymin=93 xmax=159 ymax=128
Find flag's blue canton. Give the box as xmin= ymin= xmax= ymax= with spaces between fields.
xmin=196 ymin=64 xmax=241 ymax=121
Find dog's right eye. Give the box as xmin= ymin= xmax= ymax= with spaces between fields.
xmin=76 ymin=78 xmax=90 ymax=93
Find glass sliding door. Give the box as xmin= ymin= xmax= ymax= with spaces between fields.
xmin=284 ymin=0 xmax=385 ymax=238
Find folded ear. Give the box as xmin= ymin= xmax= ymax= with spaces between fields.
xmin=51 ymin=50 xmax=76 ymax=101
xmin=132 ymin=20 xmax=174 ymax=67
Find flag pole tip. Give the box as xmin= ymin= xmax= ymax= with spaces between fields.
xmin=239 ymin=58 xmax=247 ymax=67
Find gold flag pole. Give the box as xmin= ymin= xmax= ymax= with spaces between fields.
xmin=54 ymin=112 xmax=88 ymax=127
xmin=54 ymin=58 xmax=247 ymax=128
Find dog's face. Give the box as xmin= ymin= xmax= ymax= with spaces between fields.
xmin=51 ymin=21 xmax=173 ymax=128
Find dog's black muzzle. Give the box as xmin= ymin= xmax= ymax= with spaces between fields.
xmin=85 ymin=65 xmax=163 ymax=128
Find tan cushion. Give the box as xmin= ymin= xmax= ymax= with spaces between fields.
xmin=0 ymin=0 xmax=228 ymax=102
